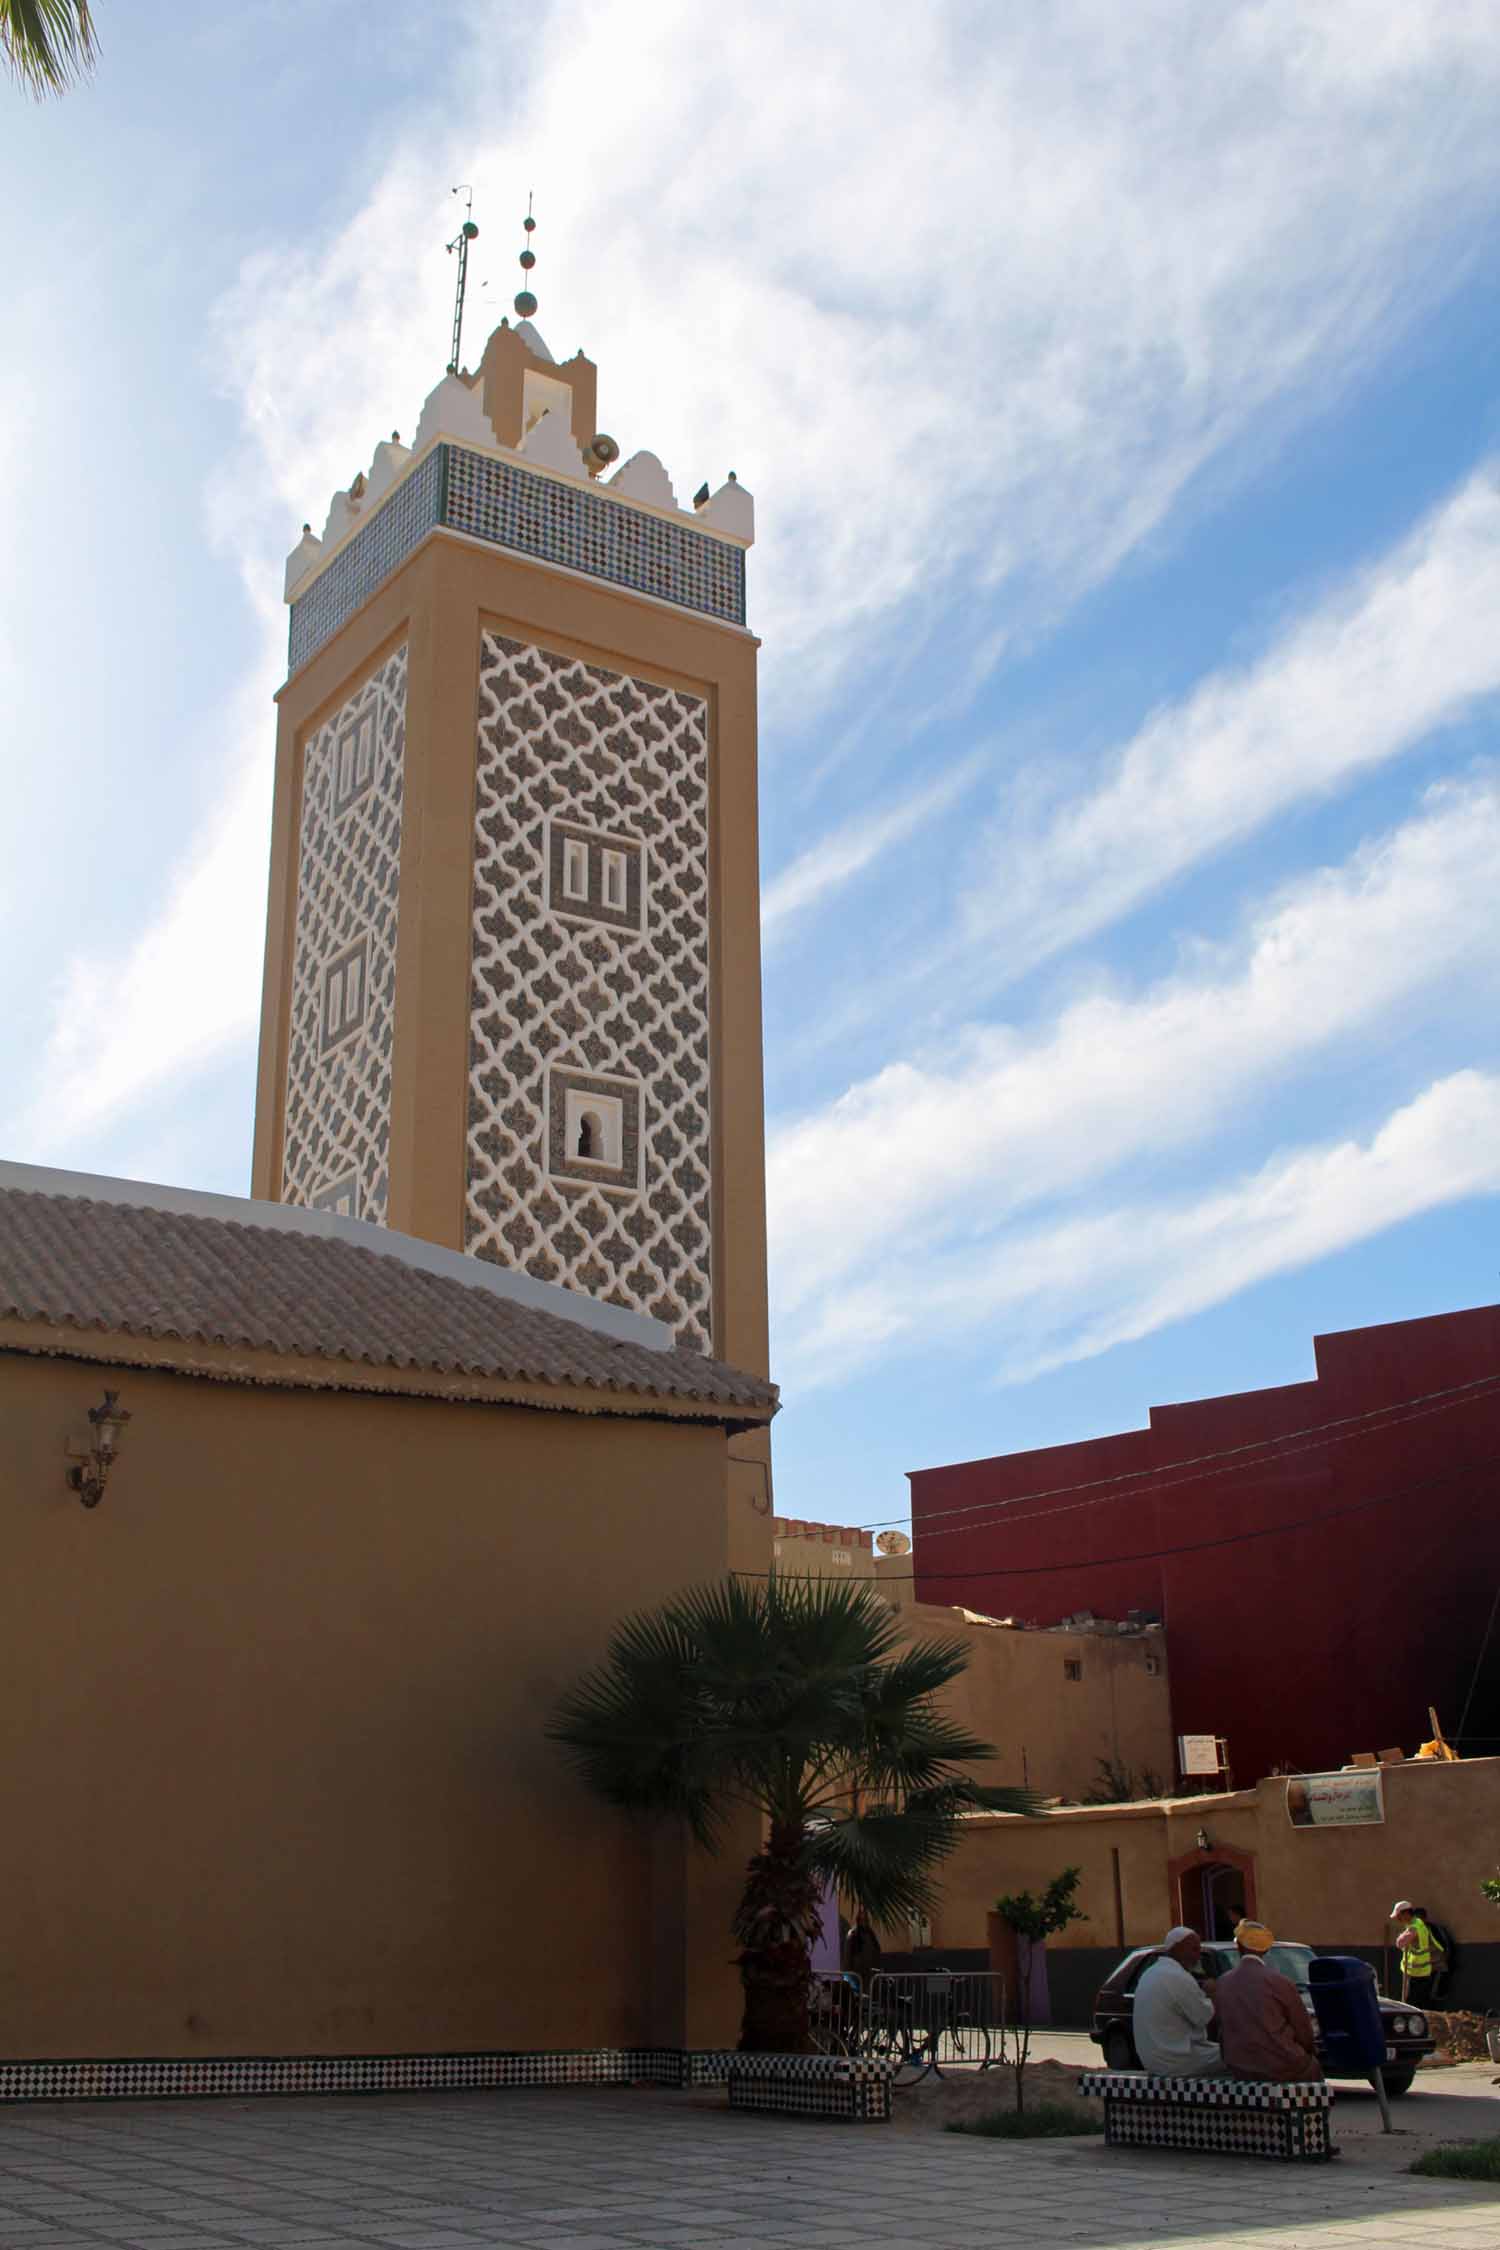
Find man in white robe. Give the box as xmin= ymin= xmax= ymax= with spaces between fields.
xmin=1131 ymin=1925 xmax=1222 ymax=2076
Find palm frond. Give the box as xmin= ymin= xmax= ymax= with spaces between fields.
xmin=2 ymin=0 xmax=97 ymax=97
xmin=911 ymin=1777 xmax=1041 ymax=1818
xmin=803 ymin=1805 xmax=961 ymax=1926
xmin=864 ymin=1634 xmax=975 ymax=1706
xmin=549 ymin=1601 xmax=732 ymax=1845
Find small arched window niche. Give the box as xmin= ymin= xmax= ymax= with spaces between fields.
xmin=548 ymin=1069 xmax=640 ymax=1191
xmin=562 ymin=1086 xmax=623 ymax=1172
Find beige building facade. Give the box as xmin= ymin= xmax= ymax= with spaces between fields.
xmin=770 ymin=1517 xmax=1173 ymax=1808
xmin=911 ymin=1753 xmax=1500 ymax=2018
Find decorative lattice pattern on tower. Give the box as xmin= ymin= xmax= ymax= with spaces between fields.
xmin=467 ymin=633 xmax=713 ymax=1351
xmin=282 ymin=647 xmax=406 ymax=1222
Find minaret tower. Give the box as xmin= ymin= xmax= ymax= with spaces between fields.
xmin=251 ymin=217 xmax=770 ymax=1487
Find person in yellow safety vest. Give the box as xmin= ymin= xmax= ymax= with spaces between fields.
xmin=1391 ymin=1899 xmax=1445 ymax=2012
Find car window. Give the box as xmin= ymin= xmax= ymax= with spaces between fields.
xmin=1267 ymin=1944 xmax=1314 ymax=1988
xmin=1119 ymin=1950 xmax=1157 ymax=1993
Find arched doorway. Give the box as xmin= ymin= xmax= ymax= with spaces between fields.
xmin=1167 ymin=1844 xmax=1258 ymax=1941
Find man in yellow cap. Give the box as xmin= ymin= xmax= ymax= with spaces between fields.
xmin=1390 ymin=1901 xmax=1444 ymax=2012
xmin=1214 ymin=1920 xmax=1322 ymax=2083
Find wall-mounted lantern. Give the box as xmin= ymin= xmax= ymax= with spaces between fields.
xmin=65 ymin=1389 xmax=131 ymax=1508
xmin=1195 ymin=1826 xmax=1211 ymax=1853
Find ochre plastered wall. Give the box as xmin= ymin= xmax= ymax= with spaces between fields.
xmin=921 ymin=1618 xmax=1171 ymax=1810
xmin=920 ymin=1757 xmax=1500 ymax=1957
xmin=768 ymin=1534 xmax=1173 ymax=1808
xmin=0 ymin=1348 xmax=750 ymax=2058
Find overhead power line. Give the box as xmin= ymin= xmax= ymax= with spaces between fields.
xmin=742 ymin=1451 xmax=1499 ymax=1586
xmin=906 ymin=1368 xmax=1500 ymax=1549
xmin=841 ymin=1366 xmax=1500 ymax=1549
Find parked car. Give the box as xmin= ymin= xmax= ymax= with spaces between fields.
xmin=1090 ymin=1941 xmax=1435 ymax=2095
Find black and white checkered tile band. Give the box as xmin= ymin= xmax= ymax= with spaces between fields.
xmin=0 ymin=2051 xmax=653 ymax=2104
xmin=1078 ymin=2072 xmax=1333 ymax=2161
xmin=1078 ymin=2072 xmax=1332 ymax=2109
xmin=287 ymin=444 xmax=747 ymax=674
xmin=0 ymin=2048 xmax=895 ymax=2107
xmin=725 ymin=2053 xmax=893 ymax=2124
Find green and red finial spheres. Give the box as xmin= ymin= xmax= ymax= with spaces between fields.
xmin=515 ymin=206 xmax=538 ymax=319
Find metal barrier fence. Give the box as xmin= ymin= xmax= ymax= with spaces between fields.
xmin=810 ymin=1969 xmax=1010 ymax=2082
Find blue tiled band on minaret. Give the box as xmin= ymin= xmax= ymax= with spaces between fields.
xmin=288 ymin=445 xmax=746 ymax=672
xmin=289 ymin=448 xmax=446 ymax=673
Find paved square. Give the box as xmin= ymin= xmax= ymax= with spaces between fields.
xmin=3 ymin=2083 xmax=1500 ymax=2249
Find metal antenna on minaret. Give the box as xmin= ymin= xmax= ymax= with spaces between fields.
xmin=514 ymin=193 xmax=538 ymax=321
xmin=446 ymin=186 xmax=479 ymax=374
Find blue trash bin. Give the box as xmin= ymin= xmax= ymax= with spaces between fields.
xmin=1309 ymin=1954 xmax=1386 ymax=2078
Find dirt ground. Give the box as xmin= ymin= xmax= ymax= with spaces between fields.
xmin=891 ymin=2058 xmax=1096 ymax=2131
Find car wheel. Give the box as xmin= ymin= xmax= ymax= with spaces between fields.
xmin=1104 ymin=2027 xmax=1136 ymax=2072
xmin=1381 ymin=2067 xmax=1416 ymax=2098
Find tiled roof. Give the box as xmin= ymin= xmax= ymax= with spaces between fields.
xmin=0 ymin=1182 xmax=777 ymax=1421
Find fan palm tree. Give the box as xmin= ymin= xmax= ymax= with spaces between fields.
xmin=551 ymin=1573 xmax=1036 ymax=2051
xmin=3 ymin=1 xmax=97 ymax=97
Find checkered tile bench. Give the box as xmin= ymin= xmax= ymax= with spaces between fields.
xmin=1078 ymin=2071 xmax=1334 ymax=2161
xmin=725 ymin=2052 xmax=894 ymax=2124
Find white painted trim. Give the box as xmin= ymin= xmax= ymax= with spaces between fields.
xmin=0 ymin=1159 xmax=674 ymax=1352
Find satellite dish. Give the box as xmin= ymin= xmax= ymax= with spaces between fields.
xmin=876 ymin=1530 xmax=911 ymax=1557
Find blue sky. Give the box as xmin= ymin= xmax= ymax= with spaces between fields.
xmin=4 ymin=2 xmax=1500 ymax=1534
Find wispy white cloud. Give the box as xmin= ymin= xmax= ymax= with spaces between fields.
xmin=12 ymin=0 xmax=1500 ymax=1189
xmin=769 ymin=770 xmax=1500 ymax=1334
xmin=949 ymin=461 xmax=1500 ymax=987
xmin=762 ymin=755 xmax=984 ymax=940
xmin=211 ymin=0 xmax=1500 ymax=716
xmin=0 ymin=621 xmax=281 ymax=1164
xmin=789 ymin=1069 xmax=1500 ymax=1391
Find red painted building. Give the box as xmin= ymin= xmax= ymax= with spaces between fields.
xmin=909 ymin=1305 xmax=1500 ymax=1787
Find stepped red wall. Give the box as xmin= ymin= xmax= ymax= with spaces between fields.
xmin=909 ymin=1306 xmax=1500 ymax=1785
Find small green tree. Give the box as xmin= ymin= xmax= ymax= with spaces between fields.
xmin=552 ymin=1573 xmax=1036 ymax=2052
xmin=994 ymin=1867 xmax=1087 ymax=2111
xmin=1481 ymin=1872 xmax=1500 ymax=1908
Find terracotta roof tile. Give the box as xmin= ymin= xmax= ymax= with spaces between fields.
xmin=0 ymin=1185 xmax=777 ymax=1420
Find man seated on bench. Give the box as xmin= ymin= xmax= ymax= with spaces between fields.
xmin=1214 ymin=1920 xmax=1323 ymax=2084
xmin=1132 ymin=1926 xmax=1222 ymax=2077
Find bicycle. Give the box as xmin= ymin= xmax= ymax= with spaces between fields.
xmin=854 ymin=1971 xmax=993 ymax=2085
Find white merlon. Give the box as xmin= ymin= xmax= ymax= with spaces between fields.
xmin=413 ymin=371 xmax=498 ymax=455
xmin=284 ymin=526 xmax=325 ymax=600
xmin=609 ymin=450 xmax=679 ymax=511
xmin=290 ymin=361 xmax=749 ymax=609
xmin=514 ymin=319 xmax=555 ymax=363
xmin=321 ymin=488 xmax=361 ymax=545
xmin=364 ymin=435 xmax=411 ymax=505
xmin=518 ymin=406 xmax=587 ymax=479
xmin=700 ymin=476 xmax=754 ymax=544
